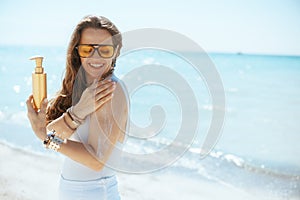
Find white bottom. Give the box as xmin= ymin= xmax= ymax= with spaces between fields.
xmin=59 ymin=175 xmax=121 ymax=200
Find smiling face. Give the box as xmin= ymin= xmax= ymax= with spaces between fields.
xmin=79 ymin=28 xmax=115 ymax=84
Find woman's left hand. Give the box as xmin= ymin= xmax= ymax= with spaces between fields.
xmin=26 ymin=95 xmax=48 ymax=141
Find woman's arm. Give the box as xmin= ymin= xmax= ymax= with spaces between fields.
xmin=54 ymin=96 xmax=127 ymax=172
xmin=50 ymin=86 xmax=128 ymax=171
xmin=88 ymin=102 xmax=128 ymax=171
xmin=46 ymin=80 xmax=116 ymax=139
xmin=58 ymin=140 xmax=103 ymax=171
xmin=88 ymin=81 xmax=129 ymax=171
xmin=26 ymin=96 xmax=116 ymax=171
xmin=26 ymin=79 xmax=121 ymax=171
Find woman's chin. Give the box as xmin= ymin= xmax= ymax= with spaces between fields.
xmin=86 ymin=70 xmax=112 ymax=83
xmin=85 ymin=72 xmax=104 ymax=83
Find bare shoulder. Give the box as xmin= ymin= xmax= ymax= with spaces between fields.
xmin=96 ymin=77 xmax=129 ymax=120
xmin=111 ymin=77 xmax=129 ymax=112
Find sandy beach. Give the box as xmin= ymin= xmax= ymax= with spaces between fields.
xmin=1 ymin=142 xmax=291 ymax=200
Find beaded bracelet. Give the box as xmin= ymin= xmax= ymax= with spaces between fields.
xmin=43 ymin=130 xmax=67 ymax=151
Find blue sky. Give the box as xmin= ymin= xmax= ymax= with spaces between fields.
xmin=1 ymin=0 xmax=300 ymax=55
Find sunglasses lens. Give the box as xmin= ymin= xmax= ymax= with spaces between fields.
xmin=98 ymin=46 xmax=114 ymax=58
xmin=77 ymin=45 xmax=115 ymax=58
xmin=78 ymin=45 xmax=94 ymax=58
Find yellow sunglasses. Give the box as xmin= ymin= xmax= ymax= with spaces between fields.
xmin=76 ymin=44 xmax=115 ymax=58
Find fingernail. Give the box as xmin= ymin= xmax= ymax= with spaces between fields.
xmin=43 ymin=99 xmax=48 ymax=103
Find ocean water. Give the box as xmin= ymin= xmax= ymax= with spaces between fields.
xmin=0 ymin=45 xmax=299 ymax=199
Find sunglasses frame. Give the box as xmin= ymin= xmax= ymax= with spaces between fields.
xmin=76 ymin=44 xmax=116 ymax=58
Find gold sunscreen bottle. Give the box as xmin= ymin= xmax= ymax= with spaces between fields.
xmin=30 ymin=56 xmax=47 ymax=110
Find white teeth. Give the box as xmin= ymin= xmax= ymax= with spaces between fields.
xmin=90 ymin=63 xmax=104 ymax=68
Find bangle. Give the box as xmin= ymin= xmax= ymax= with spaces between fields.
xmin=67 ymin=107 xmax=85 ymax=126
xmin=66 ymin=109 xmax=74 ymax=121
xmin=66 ymin=110 xmax=80 ymax=127
xmin=43 ymin=130 xmax=67 ymax=151
xmin=63 ymin=113 xmax=76 ymax=131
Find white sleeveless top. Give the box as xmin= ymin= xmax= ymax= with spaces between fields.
xmin=61 ymin=116 xmax=121 ymax=181
xmin=61 ymin=116 xmax=124 ymax=181
xmin=61 ymin=75 xmax=128 ymax=181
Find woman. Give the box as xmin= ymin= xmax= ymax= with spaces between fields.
xmin=26 ymin=15 xmax=128 ymax=200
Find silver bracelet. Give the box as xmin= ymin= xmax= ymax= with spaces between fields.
xmin=43 ymin=130 xmax=67 ymax=151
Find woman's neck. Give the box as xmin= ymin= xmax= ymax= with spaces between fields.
xmin=86 ymin=73 xmax=113 ymax=85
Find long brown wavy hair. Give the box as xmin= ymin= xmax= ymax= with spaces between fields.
xmin=46 ymin=15 xmax=122 ymax=124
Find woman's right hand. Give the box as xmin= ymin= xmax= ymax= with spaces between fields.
xmin=72 ymin=79 xmax=116 ymax=119
xmin=26 ymin=95 xmax=48 ymax=141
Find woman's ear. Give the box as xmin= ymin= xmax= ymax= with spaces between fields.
xmin=110 ymin=58 xmax=116 ymax=68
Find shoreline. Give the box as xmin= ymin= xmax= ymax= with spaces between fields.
xmin=0 ymin=142 xmax=298 ymax=200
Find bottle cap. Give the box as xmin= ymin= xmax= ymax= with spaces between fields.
xmin=30 ymin=56 xmax=44 ymax=73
